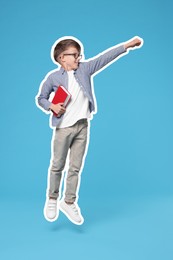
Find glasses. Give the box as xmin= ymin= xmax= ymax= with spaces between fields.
xmin=63 ymin=53 xmax=82 ymax=60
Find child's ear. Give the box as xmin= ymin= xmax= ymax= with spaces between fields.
xmin=60 ymin=55 xmax=65 ymax=63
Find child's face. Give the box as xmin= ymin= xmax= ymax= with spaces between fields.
xmin=60 ymin=46 xmax=82 ymax=71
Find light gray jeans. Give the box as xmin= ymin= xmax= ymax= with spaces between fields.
xmin=48 ymin=119 xmax=88 ymax=203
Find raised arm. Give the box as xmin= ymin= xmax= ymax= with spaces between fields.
xmin=84 ymin=36 xmax=143 ymax=76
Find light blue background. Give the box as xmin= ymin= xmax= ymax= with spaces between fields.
xmin=0 ymin=0 xmax=173 ymax=259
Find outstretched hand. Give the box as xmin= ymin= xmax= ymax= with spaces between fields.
xmin=124 ymin=37 xmax=143 ymax=50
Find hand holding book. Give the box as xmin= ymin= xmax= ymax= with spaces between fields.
xmin=49 ymin=103 xmax=66 ymax=117
xmin=50 ymin=85 xmax=71 ymax=117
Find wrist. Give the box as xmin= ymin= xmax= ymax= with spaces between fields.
xmin=49 ymin=103 xmax=55 ymax=110
xmin=124 ymin=42 xmax=130 ymax=50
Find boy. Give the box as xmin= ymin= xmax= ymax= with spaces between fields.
xmin=36 ymin=36 xmax=143 ymax=225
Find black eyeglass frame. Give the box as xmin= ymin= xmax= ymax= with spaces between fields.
xmin=63 ymin=53 xmax=82 ymax=59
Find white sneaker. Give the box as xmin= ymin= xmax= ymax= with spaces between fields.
xmin=44 ymin=199 xmax=59 ymax=222
xmin=60 ymin=200 xmax=84 ymax=225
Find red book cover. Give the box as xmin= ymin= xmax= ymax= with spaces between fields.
xmin=51 ymin=85 xmax=71 ymax=117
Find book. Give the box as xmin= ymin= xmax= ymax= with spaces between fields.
xmin=51 ymin=85 xmax=71 ymax=117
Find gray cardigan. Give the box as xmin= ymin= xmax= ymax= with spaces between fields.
xmin=36 ymin=44 xmax=126 ymax=127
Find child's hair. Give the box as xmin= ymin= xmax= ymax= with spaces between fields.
xmin=53 ymin=39 xmax=81 ymax=63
